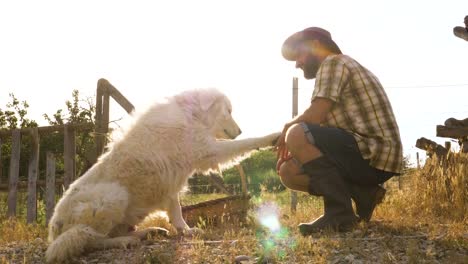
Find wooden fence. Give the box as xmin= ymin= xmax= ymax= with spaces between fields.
xmin=0 ymin=78 xmax=252 ymax=225
xmin=0 ymin=78 xmax=134 ymax=224
xmin=0 ymin=123 xmax=93 ymax=223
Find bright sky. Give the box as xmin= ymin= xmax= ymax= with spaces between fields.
xmin=1 ymin=0 xmax=467 ymax=166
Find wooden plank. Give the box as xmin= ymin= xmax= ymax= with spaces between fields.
xmin=27 ymin=127 xmax=40 ymax=224
xmin=45 ymin=152 xmax=56 ymax=225
xmin=436 ymin=125 xmax=468 ymax=139
xmin=63 ymin=124 xmax=76 ymax=189
xmin=99 ymin=78 xmax=135 ymax=114
xmin=7 ymin=129 xmax=21 ymax=217
xmin=0 ymin=179 xmax=63 ymax=191
xmin=0 ymin=123 xmax=93 ymax=138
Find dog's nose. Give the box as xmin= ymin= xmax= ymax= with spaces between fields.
xmin=238 ymin=128 xmax=242 ymax=135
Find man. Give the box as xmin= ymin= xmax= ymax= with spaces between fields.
xmin=276 ymin=27 xmax=403 ymax=235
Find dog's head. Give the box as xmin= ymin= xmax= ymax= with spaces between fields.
xmin=176 ymin=88 xmax=242 ymax=139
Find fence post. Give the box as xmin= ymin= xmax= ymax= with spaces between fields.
xmin=445 ymin=141 xmax=451 ymax=153
xmin=416 ymin=152 xmax=420 ymax=169
xmin=236 ymin=164 xmax=248 ymax=195
xmin=26 ymin=127 xmax=39 ymax=224
xmin=45 ymin=152 xmax=56 ymax=225
xmin=95 ymin=79 xmax=110 ymax=158
xmin=7 ymin=129 xmax=21 ymax=218
xmin=102 ymin=90 xmax=110 ymax=151
xmin=290 ymin=77 xmax=299 ymax=213
xmin=95 ymin=81 xmax=104 ymax=159
xmin=27 ymin=127 xmax=40 ymax=224
xmin=63 ymin=124 xmax=76 ymax=189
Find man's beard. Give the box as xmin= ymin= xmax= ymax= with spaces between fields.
xmin=302 ymin=56 xmax=321 ymax=79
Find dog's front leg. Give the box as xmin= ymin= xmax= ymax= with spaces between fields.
xmin=213 ymin=132 xmax=281 ymax=164
xmin=168 ymin=193 xmax=202 ymax=236
xmin=168 ymin=193 xmax=189 ymax=233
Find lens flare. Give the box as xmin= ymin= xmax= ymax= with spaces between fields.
xmin=256 ymin=202 xmax=280 ymax=232
xmin=255 ymin=202 xmax=296 ymax=260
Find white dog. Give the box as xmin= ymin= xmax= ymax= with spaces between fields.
xmin=46 ymin=88 xmax=280 ymax=263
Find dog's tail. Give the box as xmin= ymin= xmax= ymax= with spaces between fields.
xmin=46 ymin=224 xmax=105 ymax=263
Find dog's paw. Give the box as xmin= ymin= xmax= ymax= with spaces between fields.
xmin=184 ymin=227 xmax=204 ymax=237
xmin=176 ymin=227 xmax=204 ymax=237
xmin=263 ymin=132 xmax=282 ymax=147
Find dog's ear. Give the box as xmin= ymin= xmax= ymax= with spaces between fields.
xmin=199 ymin=92 xmax=218 ymax=112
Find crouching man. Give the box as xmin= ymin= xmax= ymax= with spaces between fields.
xmin=276 ymin=27 xmax=403 ymax=235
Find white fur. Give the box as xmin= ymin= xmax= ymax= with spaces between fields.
xmin=46 ymin=88 xmax=280 ymax=263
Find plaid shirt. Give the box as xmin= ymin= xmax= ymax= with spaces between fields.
xmin=312 ymin=54 xmax=403 ymax=173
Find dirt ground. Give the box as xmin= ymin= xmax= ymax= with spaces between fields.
xmin=1 ymin=220 xmax=467 ymax=264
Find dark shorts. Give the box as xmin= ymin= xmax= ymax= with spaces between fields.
xmin=300 ymin=123 xmax=396 ymax=186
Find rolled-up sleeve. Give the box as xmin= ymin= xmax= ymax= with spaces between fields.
xmin=312 ymin=56 xmax=350 ymax=103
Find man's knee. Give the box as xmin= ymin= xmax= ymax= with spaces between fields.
xmin=285 ymin=123 xmax=309 ymax=151
xmin=285 ymin=123 xmax=322 ymax=163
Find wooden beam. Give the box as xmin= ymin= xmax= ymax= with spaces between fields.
xmin=416 ymin=137 xmax=448 ymax=157
xmin=98 ymin=78 xmax=135 ymax=114
xmin=0 ymin=123 xmax=93 ymax=138
xmin=27 ymin=127 xmax=40 ymax=224
xmin=45 ymin=152 xmax=56 ymax=225
xmin=7 ymin=129 xmax=21 ymax=217
xmin=0 ymin=179 xmax=63 ymax=192
xmin=436 ymin=125 xmax=468 ymax=139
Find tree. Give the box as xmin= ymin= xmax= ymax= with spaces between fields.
xmin=0 ymin=93 xmax=37 ymax=129
xmin=42 ymin=89 xmax=96 ymax=176
xmin=0 ymin=94 xmax=38 ymax=180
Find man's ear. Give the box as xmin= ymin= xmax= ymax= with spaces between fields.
xmin=199 ymin=93 xmax=218 ymax=112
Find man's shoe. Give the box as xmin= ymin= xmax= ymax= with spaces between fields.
xmin=350 ymin=184 xmax=386 ymax=222
xmin=299 ymin=157 xmax=359 ymax=235
xmin=298 ymin=214 xmax=357 ymax=235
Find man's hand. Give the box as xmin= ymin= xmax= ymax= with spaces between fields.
xmin=276 ymin=151 xmax=293 ymax=172
xmin=275 ymin=123 xmax=293 ymax=172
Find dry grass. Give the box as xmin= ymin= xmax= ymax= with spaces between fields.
xmin=0 ymin=153 xmax=467 ymax=263
xmin=377 ymin=153 xmax=467 ymax=236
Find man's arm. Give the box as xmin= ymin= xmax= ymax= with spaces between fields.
xmin=287 ymin=97 xmax=334 ymax=126
xmin=276 ymin=97 xmax=334 ymax=161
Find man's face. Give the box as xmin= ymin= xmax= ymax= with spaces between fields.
xmin=295 ymin=53 xmax=321 ymax=79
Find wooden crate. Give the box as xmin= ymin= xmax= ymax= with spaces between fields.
xmin=182 ymin=194 xmax=251 ymax=226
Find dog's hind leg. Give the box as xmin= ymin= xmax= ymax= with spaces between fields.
xmin=89 ymin=236 xmax=141 ymax=250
